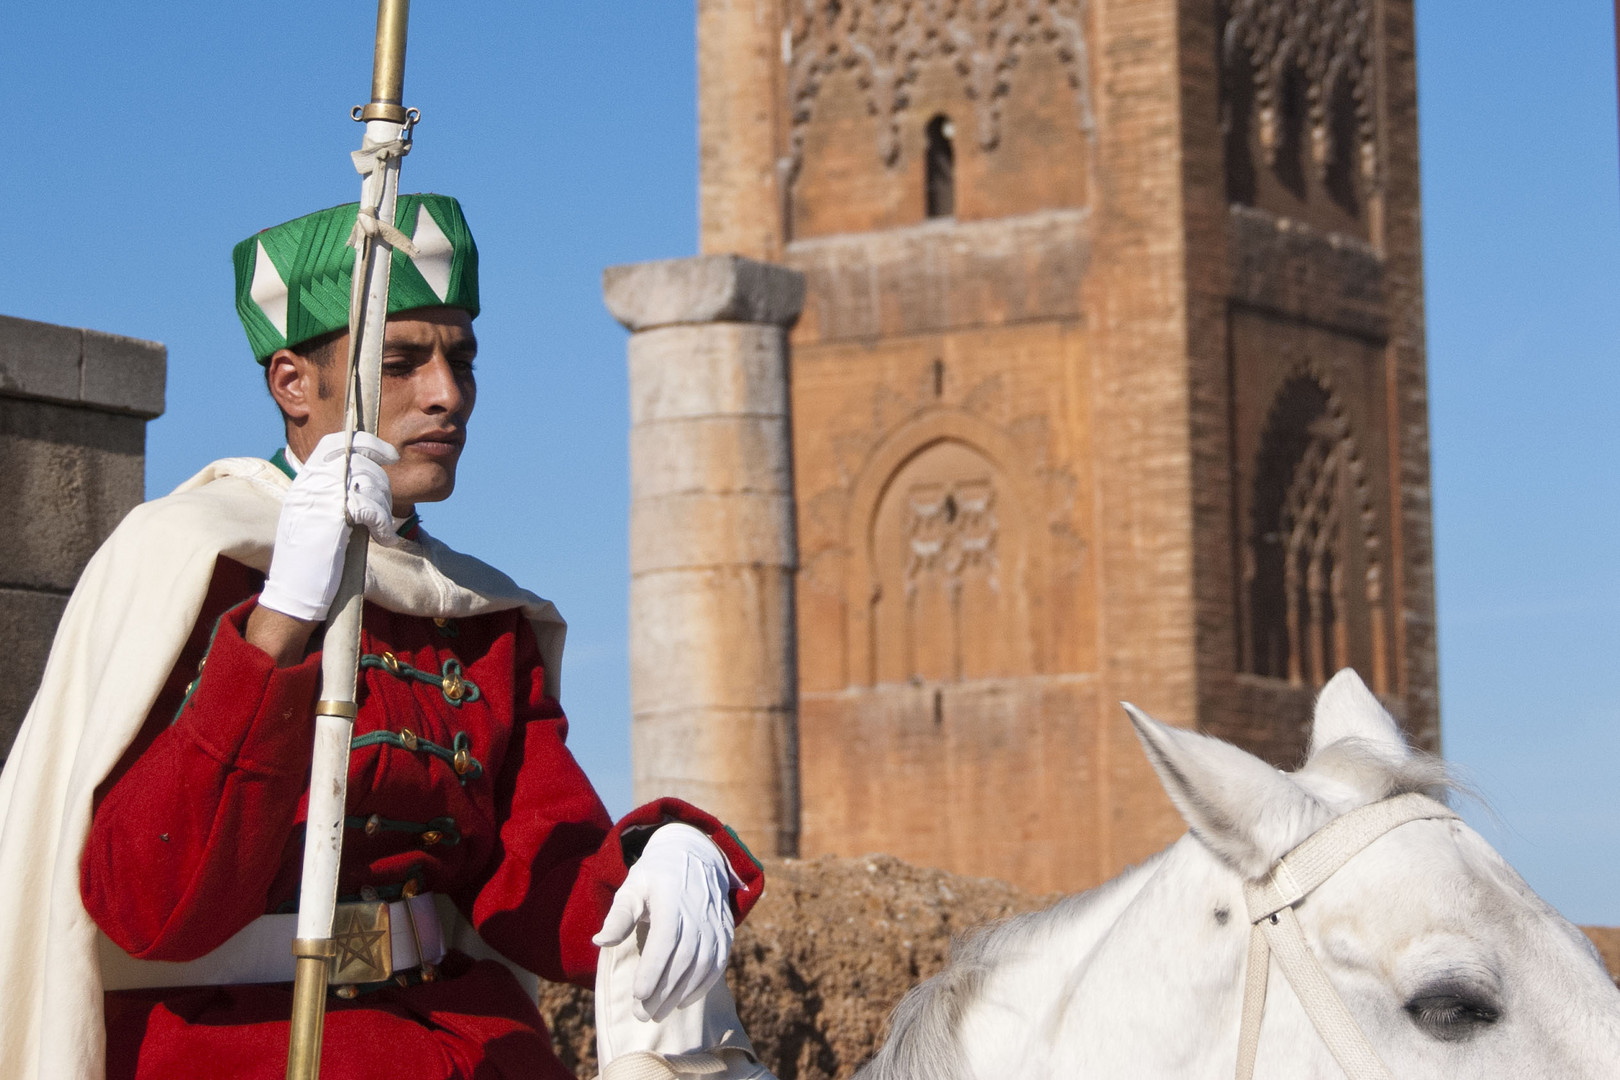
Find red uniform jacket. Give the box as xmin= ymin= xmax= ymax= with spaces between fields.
xmin=81 ymin=558 xmax=763 ymax=1080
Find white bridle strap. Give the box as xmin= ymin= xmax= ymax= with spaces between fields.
xmin=1250 ymin=904 xmax=1392 ymax=1079
xmin=1235 ymin=916 xmax=1271 ymax=1078
xmin=1234 ymin=792 xmax=1459 ymax=1080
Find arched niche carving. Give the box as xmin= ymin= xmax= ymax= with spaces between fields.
xmin=845 ymin=412 xmax=1044 ymax=688
xmin=1241 ymin=367 xmax=1388 ymax=692
xmin=1220 ymin=0 xmax=1375 ymax=226
xmin=785 ymin=0 xmax=1097 ymax=237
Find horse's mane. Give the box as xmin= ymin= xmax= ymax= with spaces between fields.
xmin=1294 ymin=737 xmax=1462 ymax=810
xmin=855 ymin=738 xmax=1466 ymax=1080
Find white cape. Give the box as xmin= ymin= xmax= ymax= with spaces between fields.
xmin=0 ymin=457 xmax=567 ymax=1079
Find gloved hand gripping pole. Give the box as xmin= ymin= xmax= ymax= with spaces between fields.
xmin=285 ymin=3 xmax=414 ymax=1077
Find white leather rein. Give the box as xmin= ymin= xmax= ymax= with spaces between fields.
xmin=1233 ymin=791 xmax=1459 ymax=1080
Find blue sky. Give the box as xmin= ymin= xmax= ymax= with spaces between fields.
xmin=3 ymin=3 xmax=1615 ymax=924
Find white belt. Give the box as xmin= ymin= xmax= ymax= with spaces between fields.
xmin=99 ymin=893 xmax=445 ymax=991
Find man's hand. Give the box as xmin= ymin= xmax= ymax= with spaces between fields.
xmin=593 ymin=824 xmax=737 ymax=1023
xmin=259 ymin=431 xmax=401 ymax=624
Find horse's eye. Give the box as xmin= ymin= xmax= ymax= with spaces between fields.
xmin=1404 ymin=992 xmax=1501 ymax=1041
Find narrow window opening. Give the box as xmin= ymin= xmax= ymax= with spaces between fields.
xmin=932 ymin=358 xmax=945 ymax=397
xmin=1322 ymin=72 xmax=1361 ymax=215
xmin=1221 ymin=35 xmax=1257 ymax=206
xmin=1243 ymin=377 xmax=1363 ymax=687
xmin=925 ymin=115 xmax=955 ymax=218
xmin=1273 ymin=65 xmax=1308 ymax=199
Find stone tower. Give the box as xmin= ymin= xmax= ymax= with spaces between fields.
xmin=686 ymin=0 xmax=1436 ymax=893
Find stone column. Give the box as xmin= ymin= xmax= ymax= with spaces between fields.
xmin=603 ymin=254 xmax=805 ymax=857
xmin=0 ymin=315 xmax=166 ymax=765
xmin=697 ymin=0 xmax=784 ymax=261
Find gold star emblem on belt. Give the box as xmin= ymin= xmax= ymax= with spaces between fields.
xmin=329 ymin=901 xmax=393 ymax=984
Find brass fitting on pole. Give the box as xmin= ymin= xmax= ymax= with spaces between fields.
xmin=285 ymin=940 xmax=337 ymax=1080
xmin=358 ymin=0 xmax=410 ymax=123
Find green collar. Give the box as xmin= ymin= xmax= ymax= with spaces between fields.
xmin=268 ymin=447 xmax=296 ymax=481
xmin=268 ymin=448 xmax=421 ymax=540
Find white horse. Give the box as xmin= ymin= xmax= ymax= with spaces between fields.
xmin=858 ymin=670 xmax=1620 ymax=1079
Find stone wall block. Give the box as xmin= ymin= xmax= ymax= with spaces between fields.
xmin=604 ymin=255 xmax=805 ymax=332
xmin=0 ymin=399 xmax=145 ymax=591
xmin=631 ymin=705 xmax=792 ymax=853
xmin=628 ymin=324 xmax=789 ymax=423
xmin=1226 ymin=206 xmax=1387 ymax=340
xmin=0 ymin=316 xmax=82 ymax=403
xmin=786 ymin=209 xmax=1091 ymax=343
xmin=630 ymin=493 xmax=796 ymax=572
xmin=81 ymin=329 xmax=167 ymax=419
xmin=630 ymin=708 xmax=787 ymax=794
xmin=0 ymin=588 xmax=68 ymax=762
xmin=630 ymin=417 xmax=791 ymax=500
xmin=0 ymin=315 xmax=166 ymax=419
xmin=629 ymin=566 xmax=795 ymax=713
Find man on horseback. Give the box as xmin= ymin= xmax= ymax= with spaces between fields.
xmin=0 ymin=197 xmax=774 ymax=1080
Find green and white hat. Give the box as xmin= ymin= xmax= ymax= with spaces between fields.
xmin=233 ymin=193 xmax=479 ymax=363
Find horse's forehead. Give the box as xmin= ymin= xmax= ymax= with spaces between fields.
xmin=1308 ymin=819 xmax=1532 ymax=953
xmin=1313 ymin=820 xmax=1498 ymax=922
xmin=1289 ymin=828 xmax=1511 ymax=998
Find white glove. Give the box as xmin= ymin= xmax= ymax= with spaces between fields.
xmin=259 ymin=430 xmax=401 ymax=622
xmin=593 ymin=824 xmax=737 ymax=1023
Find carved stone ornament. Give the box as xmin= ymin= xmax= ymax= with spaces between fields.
xmin=1222 ymin=0 xmax=1377 ymax=182
xmin=1243 ymin=366 xmax=1388 ymax=691
xmin=906 ymin=479 xmax=998 ymax=583
xmin=785 ymin=0 xmax=1096 ymax=175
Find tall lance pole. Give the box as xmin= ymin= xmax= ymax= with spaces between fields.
xmin=285 ymin=2 xmax=414 ymax=1077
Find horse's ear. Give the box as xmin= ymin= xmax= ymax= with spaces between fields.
xmin=1124 ymin=703 xmax=1327 ymax=879
xmin=1307 ymin=668 xmax=1410 ymax=761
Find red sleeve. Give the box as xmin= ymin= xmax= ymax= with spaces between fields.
xmin=466 ymin=622 xmax=766 ymax=987
xmin=81 ymin=598 xmax=321 ymax=961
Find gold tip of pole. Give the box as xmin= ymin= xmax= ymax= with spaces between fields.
xmin=369 ymin=0 xmax=411 ymax=109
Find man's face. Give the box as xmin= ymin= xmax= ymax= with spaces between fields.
xmin=270 ymin=307 xmax=477 ymax=511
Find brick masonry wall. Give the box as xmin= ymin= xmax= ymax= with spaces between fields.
xmin=0 ymin=315 xmax=164 ymax=765
xmin=692 ymin=0 xmax=1438 ymax=894
xmin=1179 ymin=0 xmax=1242 ymax=767
xmin=1379 ymin=0 xmax=1441 ymax=750
xmin=1191 ymin=0 xmax=1439 ymax=761
xmin=1080 ymin=0 xmax=1202 ymax=877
